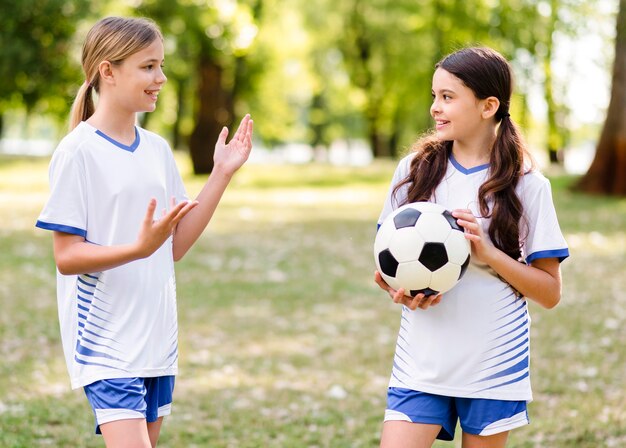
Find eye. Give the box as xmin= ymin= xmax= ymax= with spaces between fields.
xmin=443 ymin=94 xmax=451 ymax=100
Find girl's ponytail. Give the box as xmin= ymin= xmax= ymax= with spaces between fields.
xmin=69 ymin=81 xmax=95 ymax=131
xmin=478 ymin=113 xmax=530 ymax=260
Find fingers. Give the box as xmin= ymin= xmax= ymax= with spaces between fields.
xmin=217 ymin=126 xmax=229 ymax=146
xmin=452 ymin=209 xmax=482 ymax=241
xmin=375 ymin=271 xmax=443 ymax=310
xmin=234 ymin=114 xmax=251 ymax=142
xmin=169 ymin=200 xmax=198 ymax=226
xmin=244 ymin=119 xmax=253 ymax=147
xmin=405 ymin=292 xmax=443 ymax=310
xmin=143 ymin=198 xmax=157 ymax=225
xmin=149 ymin=199 xmax=198 ymax=228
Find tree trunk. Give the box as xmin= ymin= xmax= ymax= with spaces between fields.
xmin=576 ymin=0 xmax=626 ymax=195
xmin=189 ymin=56 xmax=233 ymax=174
xmin=369 ymin=129 xmax=384 ymax=158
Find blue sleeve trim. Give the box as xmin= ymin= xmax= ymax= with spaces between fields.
xmin=35 ymin=221 xmax=87 ymax=238
xmin=526 ymin=248 xmax=569 ymax=264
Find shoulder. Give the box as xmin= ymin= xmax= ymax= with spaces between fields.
xmin=51 ymin=123 xmax=97 ymax=164
xmin=517 ymin=168 xmax=552 ymax=197
xmin=136 ymin=126 xmax=171 ymax=150
xmin=393 ymin=152 xmax=415 ymax=177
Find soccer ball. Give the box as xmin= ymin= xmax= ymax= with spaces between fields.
xmin=374 ymin=202 xmax=471 ymax=297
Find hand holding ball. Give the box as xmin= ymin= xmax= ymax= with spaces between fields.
xmin=374 ymin=202 xmax=470 ymax=297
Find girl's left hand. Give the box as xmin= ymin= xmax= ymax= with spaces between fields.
xmin=452 ymin=209 xmax=495 ymax=264
xmin=213 ymin=114 xmax=253 ymax=176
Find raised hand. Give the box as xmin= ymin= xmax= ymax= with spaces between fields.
xmin=374 ymin=270 xmax=442 ymax=310
xmin=213 ymin=114 xmax=253 ymax=177
xmin=135 ymin=198 xmax=198 ymax=258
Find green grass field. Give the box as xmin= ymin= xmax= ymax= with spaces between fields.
xmin=0 ymin=154 xmax=624 ymax=447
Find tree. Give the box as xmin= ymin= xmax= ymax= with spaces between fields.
xmin=138 ymin=0 xmax=261 ymax=174
xmin=0 ymin=0 xmax=91 ymax=133
xmin=576 ymin=0 xmax=626 ymax=195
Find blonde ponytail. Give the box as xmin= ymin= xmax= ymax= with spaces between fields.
xmin=69 ymin=82 xmax=96 ymax=131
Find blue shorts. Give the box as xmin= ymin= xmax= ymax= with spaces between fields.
xmin=84 ymin=376 xmax=175 ymax=434
xmin=384 ymin=388 xmax=529 ymax=440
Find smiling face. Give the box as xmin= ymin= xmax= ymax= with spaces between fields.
xmin=109 ymin=38 xmax=167 ymax=114
xmin=430 ymin=68 xmax=486 ymax=143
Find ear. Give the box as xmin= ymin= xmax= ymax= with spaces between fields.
xmin=98 ymin=60 xmax=115 ymax=86
xmin=481 ymin=97 xmax=500 ymax=119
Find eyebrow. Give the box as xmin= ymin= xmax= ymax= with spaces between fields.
xmin=142 ymin=58 xmax=164 ymax=64
xmin=432 ymin=89 xmax=456 ymax=95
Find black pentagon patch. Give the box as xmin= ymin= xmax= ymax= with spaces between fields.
xmin=419 ymin=242 xmax=448 ymax=271
xmin=442 ymin=210 xmax=463 ymax=232
xmin=378 ymin=249 xmax=399 ymax=277
xmin=394 ymin=207 xmax=422 ymax=229
xmin=409 ymin=287 xmax=439 ymax=297
xmin=459 ymin=254 xmax=470 ymax=279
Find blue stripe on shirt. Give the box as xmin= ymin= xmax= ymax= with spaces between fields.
xmin=35 ymin=221 xmax=86 ymax=238
xmin=526 ymin=248 xmax=569 ymax=264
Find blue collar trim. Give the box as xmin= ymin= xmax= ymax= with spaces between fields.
xmin=95 ymin=127 xmax=140 ymax=153
xmin=450 ymin=153 xmax=489 ymax=174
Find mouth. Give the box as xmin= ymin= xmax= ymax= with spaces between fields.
xmin=435 ymin=120 xmax=449 ymax=129
xmin=145 ymin=89 xmax=160 ymax=100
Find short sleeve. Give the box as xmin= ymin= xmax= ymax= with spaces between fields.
xmin=36 ymin=149 xmax=88 ymax=237
xmin=519 ymin=174 xmax=569 ymax=264
xmin=378 ymin=154 xmax=413 ymax=227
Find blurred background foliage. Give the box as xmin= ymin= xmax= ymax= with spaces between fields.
xmin=0 ymin=0 xmax=616 ymax=173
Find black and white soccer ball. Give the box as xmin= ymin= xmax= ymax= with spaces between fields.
xmin=374 ymin=202 xmax=471 ymax=297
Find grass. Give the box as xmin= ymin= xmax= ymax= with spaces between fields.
xmin=0 ymin=154 xmax=624 ymax=447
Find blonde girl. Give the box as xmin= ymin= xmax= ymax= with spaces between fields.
xmin=37 ymin=16 xmax=253 ymax=447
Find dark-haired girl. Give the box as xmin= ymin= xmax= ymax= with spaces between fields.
xmin=375 ymin=47 xmax=569 ymax=448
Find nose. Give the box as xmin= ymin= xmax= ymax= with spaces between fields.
xmin=157 ymin=67 xmax=167 ymax=85
xmin=430 ymin=99 xmax=440 ymax=117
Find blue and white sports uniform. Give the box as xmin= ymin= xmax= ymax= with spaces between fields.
xmin=378 ymin=153 xmax=569 ymax=436
xmin=36 ymin=121 xmax=188 ymax=390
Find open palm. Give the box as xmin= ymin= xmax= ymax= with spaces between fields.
xmin=213 ymin=114 xmax=253 ymax=176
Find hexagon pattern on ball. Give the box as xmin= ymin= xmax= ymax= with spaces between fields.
xmin=374 ymin=202 xmax=471 ymax=297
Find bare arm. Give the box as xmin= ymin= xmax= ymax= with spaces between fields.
xmin=53 ymin=198 xmax=197 ymax=275
xmin=453 ymin=209 xmax=562 ymax=308
xmin=172 ymin=115 xmax=253 ymax=261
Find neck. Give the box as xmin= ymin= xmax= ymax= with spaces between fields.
xmin=86 ymin=98 xmax=137 ymax=142
xmin=452 ymin=127 xmax=497 ymax=168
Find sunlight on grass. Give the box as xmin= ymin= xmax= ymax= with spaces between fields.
xmin=1 ymin=154 xmax=625 ymax=447
xmin=566 ymin=231 xmax=626 ymax=255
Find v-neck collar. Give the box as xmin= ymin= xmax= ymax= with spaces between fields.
xmin=449 ymin=153 xmax=489 ymax=174
xmin=93 ymin=126 xmax=141 ymax=153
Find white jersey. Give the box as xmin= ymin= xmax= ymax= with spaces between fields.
xmin=36 ymin=121 xmax=188 ymax=389
xmin=378 ymin=153 xmax=569 ymax=401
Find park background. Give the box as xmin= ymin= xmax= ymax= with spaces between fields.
xmin=0 ymin=0 xmax=625 ymax=446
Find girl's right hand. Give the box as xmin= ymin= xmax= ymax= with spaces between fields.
xmin=374 ymin=270 xmax=443 ymax=310
xmin=135 ymin=198 xmax=198 ymax=258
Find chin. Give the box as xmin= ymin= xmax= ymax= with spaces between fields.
xmin=434 ymin=130 xmax=451 ymax=141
